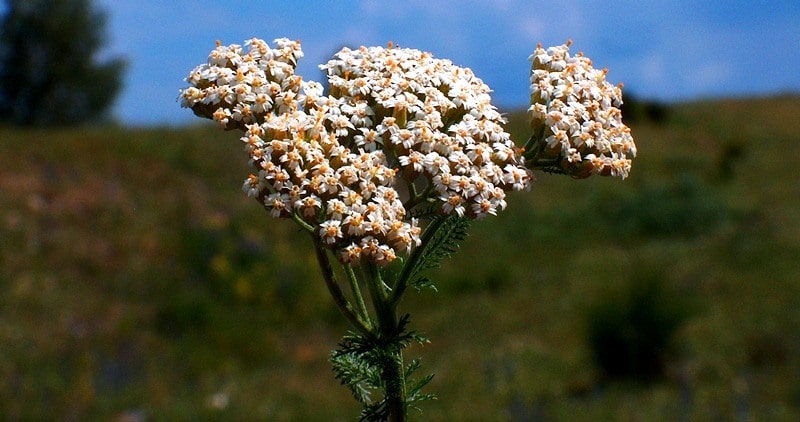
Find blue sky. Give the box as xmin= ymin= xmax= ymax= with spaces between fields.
xmin=95 ymin=0 xmax=800 ymax=126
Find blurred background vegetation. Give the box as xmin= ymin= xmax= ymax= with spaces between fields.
xmin=1 ymin=0 xmax=799 ymax=420
xmin=1 ymin=95 xmax=799 ymax=420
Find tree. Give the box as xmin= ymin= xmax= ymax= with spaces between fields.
xmin=0 ymin=0 xmax=126 ymax=126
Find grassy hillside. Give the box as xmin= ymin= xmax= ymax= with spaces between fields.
xmin=1 ymin=95 xmax=799 ymax=420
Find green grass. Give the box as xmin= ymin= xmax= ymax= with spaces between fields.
xmin=1 ymin=95 xmax=799 ymax=420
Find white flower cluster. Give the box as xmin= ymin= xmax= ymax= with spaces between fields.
xmin=321 ymin=45 xmax=531 ymax=218
xmin=180 ymin=38 xmax=532 ymax=266
xmin=179 ymin=38 xmax=304 ymax=130
xmin=527 ymin=41 xmax=637 ymax=179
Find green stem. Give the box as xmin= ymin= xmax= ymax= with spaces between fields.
xmin=383 ymin=346 xmax=407 ymax=422
xmin=289 ymin=210 xmax=316 ymax=233
xmin=522 ymin=122 xmax=548 ymax=160
xmin=404 ymin=175 xmax=419 ymax=206
xmin=311 ymin=237 xmax=373 ymax=338
xmin=363 ymin=263 xmax=407 ymax=422
xmin=362 ymin=263 xmax=392 ymax=329
xmin=344 ymin=263 xmax=373 ymax=330
xmin=522 ymin=132 xmax=539 ymax=156
xmin=403 ymin=180 xmax=433 ymax=211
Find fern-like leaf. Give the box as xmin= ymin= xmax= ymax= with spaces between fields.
xmin=410 ymin=276 xmax=438 ymax=292
xmin=407 ymin=373 xmax=436 ymax=405
xmin=330 ymin=318 xmax=435 ymax=421
xmin=330 ymin=351 xmax=377 ymax=405
xmin=331 ymin=332 xmax=385 ymax=407
xmin=408 ymin=214 xmax=471 ymax=282
xmin=408 ymin=204 xmax=439 ymax=220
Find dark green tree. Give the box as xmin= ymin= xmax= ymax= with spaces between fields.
xmin=0 ymin=0 xmax=126 ymax=126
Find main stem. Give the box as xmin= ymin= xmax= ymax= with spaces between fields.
xmin=365 ymin=263 xmax=407 ymax=422
xmin=316 ymin=241 xmax=410 ymax=420
xmin=315 ymin=216 xmax=454 ymax=420
xmin=383 ymin=346 xmax=406 ymax=422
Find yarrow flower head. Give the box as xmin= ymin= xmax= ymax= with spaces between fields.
xmin=179 ymin=35 xmax=639 ymax=421
xmin=525 ymin=40 xmax=637 ymax=179
xmin=179 ymin=38 xmax=533 ymax=266
xmin=180 ymin=38 xmax=305 ymax=130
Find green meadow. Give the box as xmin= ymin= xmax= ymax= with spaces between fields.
xmin=1 ymin=95 xmax=799 ymax=420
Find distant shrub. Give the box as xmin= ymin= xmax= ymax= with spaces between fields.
xmin=620 ymin=92 xmax=670 ymax=125
xmin=716 ymin=139 xmax=746 ymax=182
xmin=585 ymin=275 xmax=694 ymax=382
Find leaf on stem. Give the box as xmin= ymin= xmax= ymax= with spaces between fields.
xmin=330 ymin=315 xmax=433 ymax=421
xmin=410 ymin=276 xmax=438 ymax=293
xmin=408 ymin=214 xmax=471 ymax=283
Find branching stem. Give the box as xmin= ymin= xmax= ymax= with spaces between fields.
xmin=344 ymin=263 xmax=373 ymax=330
xmin=311 ymin=236 xmax=374 ymax=338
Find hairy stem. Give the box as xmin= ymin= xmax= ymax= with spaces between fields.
xmin=361 ymin=262 xmax=407 ymax=421
xmin=383 ymin=346 xmax=407 ymax=422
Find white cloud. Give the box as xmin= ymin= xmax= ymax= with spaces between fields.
xmin=640 ymin=54 xmax=667 ymax=88
xmin=514 ymin=16 xmax=549 ymax=42
xmin=690 ymin=61 xmax=734 ymax=93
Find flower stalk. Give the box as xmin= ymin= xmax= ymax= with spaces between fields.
xmin=344 ymin=263 xmax=373 ymax=331
xmin=312 ymin=236 xmax=374 ymax=338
